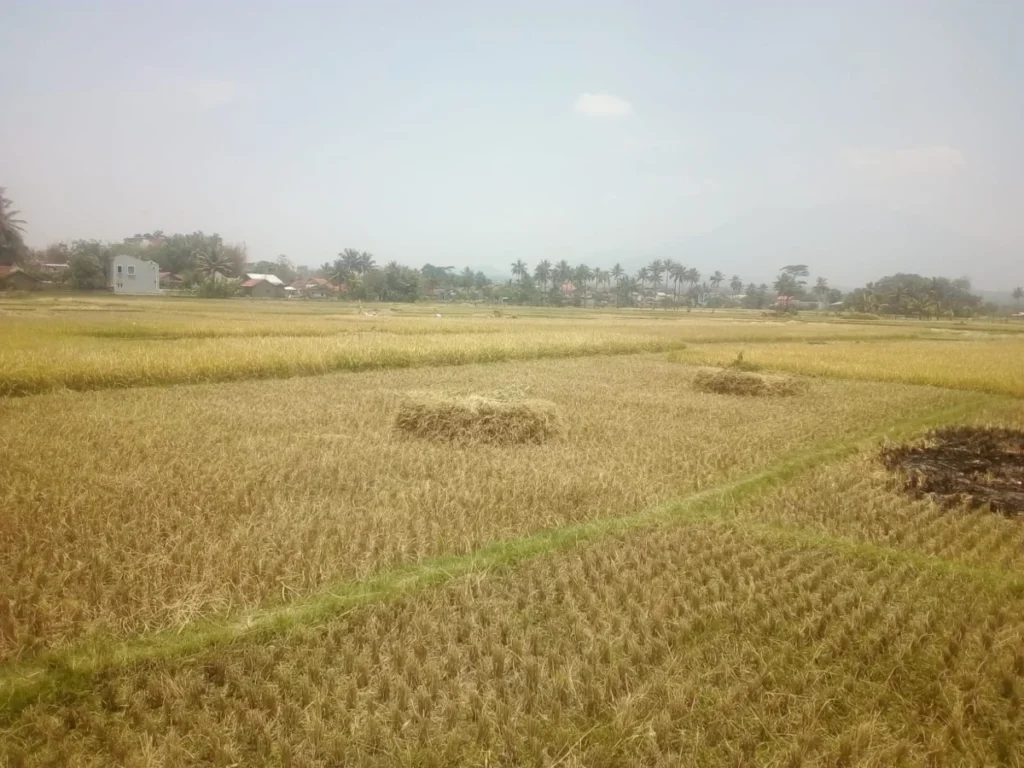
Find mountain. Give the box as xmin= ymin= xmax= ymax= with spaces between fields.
xmin=602 ymin=203 xmax=1018 ymax=292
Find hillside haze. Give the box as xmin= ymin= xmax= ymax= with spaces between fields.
xmin=602 ymin=204 xmax=1016 ymax=293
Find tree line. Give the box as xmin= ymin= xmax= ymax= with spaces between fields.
xmin=2 ymin=186 xmax=1019 ymax=315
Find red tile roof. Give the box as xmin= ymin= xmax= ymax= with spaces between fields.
xmin=241 ymin=279 xmax=260 ymax=288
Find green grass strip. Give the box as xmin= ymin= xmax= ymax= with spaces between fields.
xmin=0 ymin=395 xmax=1002 ymax=716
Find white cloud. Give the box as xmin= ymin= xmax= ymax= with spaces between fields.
xmin=574 ymin=92 xmax=634 ymax=118
xmin=841 ymin=145 xmax=966 ymax=176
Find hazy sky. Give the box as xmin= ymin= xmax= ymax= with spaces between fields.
xmin=2 ymin=0 xmax=1021 ymax=276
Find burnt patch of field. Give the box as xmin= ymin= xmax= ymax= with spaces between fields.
xmin=881 ymin=427 xmax=1024 ymax=514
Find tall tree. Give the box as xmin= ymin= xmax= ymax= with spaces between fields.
xmin=730 ymin=275 xmax=743 ymax=294
xmin=669 ymin=263 xmax=686 ymax=302
xmin=1014 ymin=286 xmax=1023 ymax=306
xmin=573 ymin=264 xmax=593 ymax=300
xmin=617 ymin=276 xmax=639 ymax=307
xmin=662 ymin=258 xmax=677 ymax=290
xmin=637 ymin=266 xmax=650 ymax=291
xmin=610 ymin=263 xmax=625 ymax=285
xmin=326 ymin=258 xmax=356 ymax=290
xmin=357 ymin=251 xmax=377 ymax=274
xmin=511 ymin=259 xmax=528 ymax=285
xmin=194 ymin=247 xmax=233 ymax=281
xmin=773 ymin=272 xmax=799 ymax=307
xmin=534 ymin=259 xmax=552 ymax=291
xmin=649 ymin=259 xmax=665 ymax=292
xmin=814 ymin=277 xmax=830 ymax=305
xmin=709 ymin=270 xmax=725 ymax=292
xmin=0 ymin=187 xmax=27 ymax=266
xmin=554 ymin=259 xmax=572 ymax=291
xmin=339 ymin=248 xmax=363 ymax=274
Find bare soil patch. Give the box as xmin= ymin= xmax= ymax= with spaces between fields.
xmin=881 ymin=426 xmax=1024 ymax=514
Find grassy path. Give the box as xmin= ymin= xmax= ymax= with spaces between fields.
xmin=0 ymin=394 xmax=1004 ymax=717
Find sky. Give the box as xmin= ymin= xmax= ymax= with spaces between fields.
xmin=1 ymin=0 xmax=1022 ymax=284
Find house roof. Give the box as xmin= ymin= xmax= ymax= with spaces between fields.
xmin=241 ymin=279 xmax=261 ymax=288
xmin=245 ymin=273 xmax=284 ymax=286
xmin=0 ymin=266 xmax=38 ymax=281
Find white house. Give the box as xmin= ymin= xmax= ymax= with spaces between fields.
xmin=110 ymin=255 xmax=160 ymax=294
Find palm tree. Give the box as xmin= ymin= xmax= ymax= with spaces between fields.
xmin=534 ymin=259 xmax=552 ymax=292
xmin=194 ymin=247 xmax=234 ymax=280
xmin=1013 ymin=286 xmax=1023 ymax=307
xmin=669 ymin=263 xmax=686 ymax=303
xmin=663 ymin=259 xmax=677 ymax=291
xmin=649 ymin=259 xmax=665 ymax=292
xmin=0 ymin=187 xmax=27 ymax=265
xmin=814 ymin=277 xmax=829 ymax=306
xmin=592 ymin=267 xmax=607 ymax=293
xmin=573 ymin=264 xmax=593 ymax=298
xmin=357 ymin=251 xmax=377 ymax=273
xmin=637 ymin=266 xmax=650 ymax=292
xmin=610 ymin=263 xmax=625 ymax=285
xmin=774 ymin=272 xmax=799 ymax=308
xmin=0 ymin=187 xmax=26 ymax=239
xmin=339 ymin=248 xmax=362 ymax=274
xmin=730 ymin=275 xmax=743 ymax=294
xmin=555 ymin=259 xmax=572 ymax=292
xmin=683 ymin=268 xmax=700 ymax=304
xmin=461 ymin=266 xmax=475 ymax=290
xmin=617 ymin=276 xmax=639 ymax=307
xmin=511 ymin=259 xmax=528 ymax=285
xmin=709 ymin=270 xmax=725 ymax=292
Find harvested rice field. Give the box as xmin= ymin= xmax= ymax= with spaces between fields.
xmin=2 ymin=297 xmax=1024 ymax=766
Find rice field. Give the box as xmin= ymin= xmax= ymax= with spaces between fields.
xmin=0 ymin=298 xmax=983 ymax=396
xmin=668 ymin=336 xmax=1024 ymax=398
xmin=1 ymin=296 xmax=1023 ymax=766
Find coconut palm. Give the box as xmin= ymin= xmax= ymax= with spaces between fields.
xmin=359 ymin=252 xmax=377 ymax=273
xmin=730 ymin=275 xmax=743 ymax=294
xmin=194 ymin=247 xmax=234 ymax=280
xmin=511 ymin=259 xmax=529 ymax=285
xmin=534 ymin=260 xmax=552 ymax=291
xmin=610 ymin=263 xmax=625 ymax=285
xmin=669 ymin=263 xmax=686 ymax=303
xmin=0 ymin=187 xmax=27 ymax=265
xmin=814 ymin=277 xmax=829 ymax=305
xmin=555 ymin=259 xmax=572 ymax=291
xmin=649 ymin=259 xmax=665 ymax=292
xmin=617 ymin=276 xmax=639 ymax=307
xmin=592 ymin=267 xmax=607 ymax=292
xmin=573 ymin=264 xmax=593 ymax=297
xmin=662 ymin=259 xmax=677 ymax=290
xmin=1012 ymin=286 xmax=1022 ymax=307
xmin=637 ymin=266 xmax=650 ymax=292
xmin=0 ymin=187 xmax=25 ymax=240
xmin=338 ymin=248 xmax=363 ymax=274
xmin=709 ymin=270 xmax=725 ymax=292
